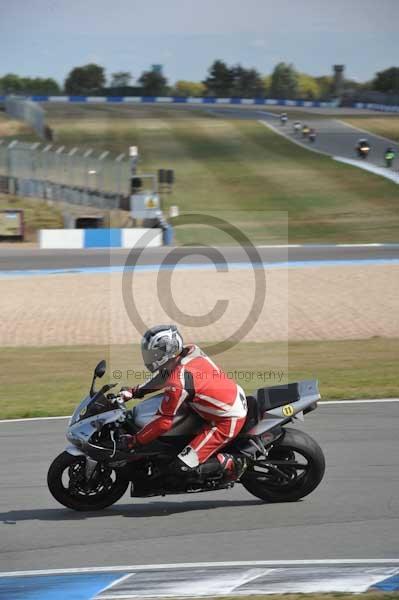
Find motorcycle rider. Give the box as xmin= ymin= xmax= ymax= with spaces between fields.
xmin=293 ymin=120 xmax=301 ymax=135
xmin=280 ymin=112 xmax=288 ymax=126
xmin=118 ymin=325 xmax=248 ymax=481
xmin=308 ymin=128 xmax=316 ymax=143
xmin=356 ymin=138 xmax=370 ymax=158
xmin=385 ymin=147 xmax=395 ymax=168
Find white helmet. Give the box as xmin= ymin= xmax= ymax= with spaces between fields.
xmin=141 ymin=325 xmax=184 ymax=372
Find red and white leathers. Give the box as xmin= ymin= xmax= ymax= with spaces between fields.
xmin=134 ymin=345 xmax=248 ymax=467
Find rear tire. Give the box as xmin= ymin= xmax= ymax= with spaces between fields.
xmin=47 ymin=451 xmax=129 ymax=511
xmin=241 ymin=428 xmax=325 ymax=503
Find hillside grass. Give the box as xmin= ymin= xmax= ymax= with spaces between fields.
xmin=2 ymin=105 xmax=399 ymax=244
xmin=1 ymin=338 xmax=398 ymax=419
xmin=46 ymin=105 xmax=399 ymax=244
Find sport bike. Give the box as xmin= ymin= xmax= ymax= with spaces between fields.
xmin=357 ymin=145 xmax=370 ymax=159
xmin=47 ymin=361 xmax=325 ymax=511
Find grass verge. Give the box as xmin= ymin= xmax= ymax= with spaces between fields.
xmin=1 ymin=338 xmax=397 ymax=419
xmin=341 ymin=115 xmax=399 ymax=143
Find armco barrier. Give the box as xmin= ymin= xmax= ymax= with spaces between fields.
xmin=3 ymin=95 xmax=399 ymax=112
xmin=0 ymin=95 xmax=336 ymax=108
xmin=354 ymin=102 xmax=399 ymax=113
xmin=39 ymin=228 xmax=163 ymax=249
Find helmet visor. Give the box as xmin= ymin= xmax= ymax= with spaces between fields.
xmin=141 ymin=346 xmax=167 ymax=372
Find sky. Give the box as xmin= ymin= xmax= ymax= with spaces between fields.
xmin=0 ymin=0 xmax=398 ymax=85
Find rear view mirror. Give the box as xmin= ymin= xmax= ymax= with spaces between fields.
xmin=94 ymin=360 xmax=106 ymax=379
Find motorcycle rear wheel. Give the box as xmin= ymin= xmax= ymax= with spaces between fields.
xmin=47 ymin=451 xmax=129 ymax=511
xmin=241 ymin=428 xmax=325 ymax=503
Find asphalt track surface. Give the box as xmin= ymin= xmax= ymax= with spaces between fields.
xmin=1 ymin=401 xmax=398 ymax=572
xmin=1 ymin=244 xmax=399 ymax=271
xmin=260 ymin=115 xmax=399 ymax=168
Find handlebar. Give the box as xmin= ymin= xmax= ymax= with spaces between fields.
xmin=106 ymin=390 xmax=127 ymax=408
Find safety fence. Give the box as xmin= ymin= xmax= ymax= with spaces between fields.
xmin=0 ymin=140 xmax=129 ymax=210
xmin=4 ymin=96 xmax=46 ymax=138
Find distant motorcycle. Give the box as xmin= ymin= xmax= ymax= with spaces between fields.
xmin=293 ymin=121 xmax=302 ymax=136
xmin=308 ymin=129 xmax=316 ymax=143
xmin=47 ymin=361 xmax=326 ymax=511
xmin=385 ymin=148 xmax=395 ymax=168
xmin=356 ymin=139 xmax=370 ymax=160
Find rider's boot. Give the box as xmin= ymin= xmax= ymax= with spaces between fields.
xmin=215 ymin=453 xmax=247 ymax=481
xmin=169 ymin=453 xmax=247 ymax=482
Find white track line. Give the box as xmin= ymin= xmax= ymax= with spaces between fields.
xmin=0 ymin=398 xmax=398 ymax=424
xmin=1 ymin=559 xmax=399 ymax=577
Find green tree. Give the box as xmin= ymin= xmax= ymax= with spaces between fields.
xmin=262 ymin=75 xmax=271 ymax=97
xmin=203 ymin=60 xmax=235 ymax=96
xmin=270 ymin=62 xmax=298 ymax=99
xmin=297 ymin=73 xmax=321 ymax=99
xmin=23 ymin=77 xmax=60 ymax=95
xmin=64 ymin=64 xmax=106 ymax=94
xmin=0 ymin=73 xmax=24 ymax=94
xmin=0 ymin=74 xmax=60 ymax=95
xmin=110 ymin=72 xmax=132 ymax=88
xmin=315 ymin=76 xmax=334 ymax=99
xmin=138 ymin=69 xmax=168 ymax=96
xmin=373 ymin=67 xmax=399 ymax=94
xmin=172 ymin=80 xmax=205 ymax=97
xmin=231 ymin=65 xmax=265 ymax=98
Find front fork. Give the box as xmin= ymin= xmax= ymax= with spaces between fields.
xmin=65 ymin=445 xmax=98 ymax=481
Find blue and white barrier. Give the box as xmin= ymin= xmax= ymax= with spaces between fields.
xmin=354 ymin=102 xmax=399 ymax=113
xmin=39 ymin=228 xmax=163 ymax=249
xmin=0 ymin=95 xmax=336 ymax=108
xmin=2 ymin=95 xmax=399 ymax=112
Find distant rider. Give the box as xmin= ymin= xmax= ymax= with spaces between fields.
xmin=280 ymin=112 xmax=288 ymax=125
xmin=384 ymin=147 xmax=395 ymax=168
xmin=293 ymin=121 xmax=301 ymax=135
xmin=356 ymin=138 xmax=370 ymax=158
xmin=118 ymin=325 xmax=248 ymax=481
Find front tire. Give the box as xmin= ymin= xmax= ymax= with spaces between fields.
xmin=241 ymin=428 xmax=325 ymax=503
xmin=47 ymin=451 xmax=129 ymax=511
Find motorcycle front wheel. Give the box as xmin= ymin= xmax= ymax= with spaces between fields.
xmin=241 ymin=428 xmax=325 ymax=503
xmin=47 ymin=451 xmax=129 ymax=511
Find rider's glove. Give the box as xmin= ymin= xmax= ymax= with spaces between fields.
xmin=118 ymin=434 xmax=139 ymax=451
xmin=120 ymin=386 xmax=141 ymax=402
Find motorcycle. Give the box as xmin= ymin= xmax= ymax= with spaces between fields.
xmin=47 ymin=361 xmax=326 ymax=511
xmin=357 ymin=145 xmax=370 ymax=159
